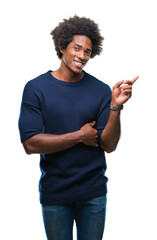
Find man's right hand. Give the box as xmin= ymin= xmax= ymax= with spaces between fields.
xmin=79 ymin=121 xmax=98 ymax=147
xmin=23 ymin=121 xmax=98 ymax=155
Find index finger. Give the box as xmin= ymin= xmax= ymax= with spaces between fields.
xmin=131 ymin=75 xmax=139 ymax=84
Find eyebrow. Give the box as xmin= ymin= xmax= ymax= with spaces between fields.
xmin=74 ymin=44 xmax=92 ymax=52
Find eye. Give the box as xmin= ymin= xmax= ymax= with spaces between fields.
xmin=74 ymin=47 xmax=79 ymax=51
xmin=85 ymin=50 xmax=92 ymax=56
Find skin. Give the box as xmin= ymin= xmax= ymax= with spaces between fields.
xmin=52 ymin=35 xmax=92 ymax=82
xmin=100 ymin=75 xmax=139 ymax=152
xmin=23 ymin=35 xmax=139 ymax=154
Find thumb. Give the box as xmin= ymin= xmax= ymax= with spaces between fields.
xmin=113 ymin=80 xmax=124 ymax=88
xmin=89 ymin=121 xmax=96 ymax=127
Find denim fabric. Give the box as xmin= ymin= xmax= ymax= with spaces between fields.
xmin=42 ymin=195 xmax=107 ymax=240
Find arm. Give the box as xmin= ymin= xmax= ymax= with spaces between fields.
xmin=100 ymin=109 xmax=121 ymax=153
xmin=19 ymin=81 xmax=98 ymax=155
xmin=23 ymin=121 xmax=98 ymax=155
xmin=101 ymin=76 xmax=139 ymax=153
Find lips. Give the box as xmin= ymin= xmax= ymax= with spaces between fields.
xmin=74 ymin=60 xmax=84 ymax=68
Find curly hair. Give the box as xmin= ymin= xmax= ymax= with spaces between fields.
xmin=50 ymin=15 xmax=104 ymax=59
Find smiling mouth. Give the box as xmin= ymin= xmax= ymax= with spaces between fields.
xmin=74 ymin=60 xmax=85 ymax=68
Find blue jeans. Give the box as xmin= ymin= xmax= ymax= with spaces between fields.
xmin=41 ymin=195 xmax=107 ymax=240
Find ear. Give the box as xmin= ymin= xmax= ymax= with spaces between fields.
xmin=60 ymin=49 xmax=64 ymax=54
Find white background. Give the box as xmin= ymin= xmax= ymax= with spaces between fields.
xmin=1 ymin=0 xmax=157 ymax=239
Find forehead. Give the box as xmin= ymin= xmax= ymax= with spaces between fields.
xmin=70 ymin=35 xmax=92 ymax=49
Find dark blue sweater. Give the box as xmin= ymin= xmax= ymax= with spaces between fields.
xmin=19 ymin=70 xmax=111 ymax=205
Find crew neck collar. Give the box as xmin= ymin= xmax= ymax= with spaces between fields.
xmin=47 ymin=70 xmax=87 ymax=86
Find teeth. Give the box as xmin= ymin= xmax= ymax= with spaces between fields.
xmin=75 ymin=61 xmax=83 ymax=67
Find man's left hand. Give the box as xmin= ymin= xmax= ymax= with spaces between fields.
xmin=111 ymin=75 xmax=139 ymax=107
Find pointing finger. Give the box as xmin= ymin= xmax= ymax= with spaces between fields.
xmin=123 ymin=76 xmax=139 ymax=85
xmin=131 ymin=75 xmax=139 ymax=84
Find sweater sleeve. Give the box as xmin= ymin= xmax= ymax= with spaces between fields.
xmin=18 ymin=81 xmax=44 ymax=143
xmin=96 ymin=85 xmax=111 ymax=145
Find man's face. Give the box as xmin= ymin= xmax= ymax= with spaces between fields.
xmin=60 ymin=35 xmax=92 ymax=74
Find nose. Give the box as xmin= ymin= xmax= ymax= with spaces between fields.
xmin=77 ymin=50 xmax=85 ymax=61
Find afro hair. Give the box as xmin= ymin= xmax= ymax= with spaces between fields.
xmin=50 ymin=15 xmax=104 ymax=59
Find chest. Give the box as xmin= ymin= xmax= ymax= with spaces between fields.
xmin=40 ymin=84 xmax=102 ymax=132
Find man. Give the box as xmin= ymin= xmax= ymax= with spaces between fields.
xmin=19 ymin=15 xmax=139 ymax=240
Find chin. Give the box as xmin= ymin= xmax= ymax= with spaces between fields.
xmin=75 ymin=69 xmax=83 ymax=74
xmin=69 ymin=66 xmax=83 ymax=74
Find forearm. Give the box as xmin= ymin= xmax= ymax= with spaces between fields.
xmin=23 ymin=121 xmax=98 ymax=155
xmin=100 ymin=110 xmax=121 ymax=153
xmin=101 ymin=75 xmax=139 ymax=153
xmin=23 ymin=131 xmax=82 ymax=155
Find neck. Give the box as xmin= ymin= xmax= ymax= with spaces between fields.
xmin=52 ymin=59 xmax=84 ymax=82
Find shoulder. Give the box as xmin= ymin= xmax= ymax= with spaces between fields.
xmin=22 ymin=71 xmax=50 ymax=103
xmin=85 ymin=71 xmax=111 ymax=94
xmin=24 ymin=71 xmax=49 ymax=90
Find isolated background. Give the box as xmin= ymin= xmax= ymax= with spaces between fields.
xmin=1 ymin=0 xmax=157 ymax=239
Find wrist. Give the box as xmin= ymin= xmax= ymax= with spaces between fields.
xmin=110 ymin=99 xmax=123 ymax=111
xmin=111 ymin=99 xmax=120 ymax=107
xmin=76 ymin=130 xmax=83 ymax=143
xmin=110 ymin=104 xmax=123 ymax=111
